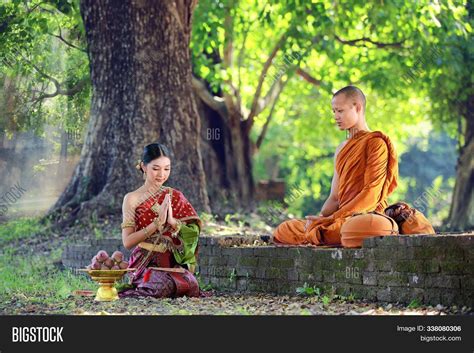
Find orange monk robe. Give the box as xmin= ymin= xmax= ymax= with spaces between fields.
xmin=274 ymin=130 xmax=398 ymax=246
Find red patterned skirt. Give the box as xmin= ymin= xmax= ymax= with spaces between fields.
xmin=118 ymin=247 xmax=199 ymax=298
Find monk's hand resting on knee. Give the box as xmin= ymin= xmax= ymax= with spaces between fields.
xmin=304 ymin=214 xmax=323 ymax=231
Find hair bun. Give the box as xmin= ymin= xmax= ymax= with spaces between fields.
xmin=135 ymin=159 xmax=142 ymax=171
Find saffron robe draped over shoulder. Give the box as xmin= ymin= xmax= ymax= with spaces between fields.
xmin=273 ymin=130 xmax=398 ymax=246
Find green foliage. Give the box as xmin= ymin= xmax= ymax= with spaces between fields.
xmin=199 ymin=212 xmax=217 ymax=223
xmin=115 ymin=283 xmax=134 ymax=292
xmin=224 ymin=213 xmax=237 ymax=225
xmin=228 ymin=268 xmax=237 ymax=282
xmin=296 ymin=283 xmax=356 ymax=304
xmin=93 ymin=227 xmax=104 ymax=240
xmin=0 ymin=0 xmax=90 ymax=157
xmin=408 ymin=298 xmax=422 ymax=309
xmin=0 ymin=0 xmax=468 ymax=222
xmin=195 ymin=271 xmax=214 ymax=291
xmin=399 ymin=132 xmax=457 ymax=224
xmin=296 ymin=282 xmax=320 ymax=296
xmin=321 ymin=295 xmax=331 ymax=306
xmin=192 ymin=0 xmax=469 ymax=219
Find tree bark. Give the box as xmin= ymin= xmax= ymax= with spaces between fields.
xmin=446 ymin=1 xmax=473 ymax=231
xmin=50 ymin=0 xmax=209 ymax=225
xmin=196 ymin=94 xmax=254 ymax=214
xmin=57 ymin=128 xmax=68 ymax=179
xmin=447 ymin=94 xmax=474 ymax=231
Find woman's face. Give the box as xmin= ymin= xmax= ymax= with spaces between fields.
xmin=143 ymin=156 xmax=171 ymax=186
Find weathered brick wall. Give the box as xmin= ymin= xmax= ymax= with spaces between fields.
xmin=197 ymin=234 xmax=473 ymax=307
xmin=61 ymin=235 xmax=264 ymax=270
xmin=62 ymin=238 xmax=131 ymax=272
xmin=61 ymin=233 xmax=473 ymax=307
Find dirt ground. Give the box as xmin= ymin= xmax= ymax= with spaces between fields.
xmin=1 ymin=290 xmax=472 ymax=316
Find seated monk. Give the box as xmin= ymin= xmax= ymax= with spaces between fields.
xmin=273 ymin=85 xmax=398 ymax=246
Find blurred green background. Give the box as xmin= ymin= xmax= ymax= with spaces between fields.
xmin=0 ymin=0 xmax=472 ymax=227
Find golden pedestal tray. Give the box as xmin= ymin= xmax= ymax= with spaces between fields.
xmin=78 ymin=268 xmax=136 ymax=302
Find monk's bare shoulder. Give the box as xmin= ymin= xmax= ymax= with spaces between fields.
xmin=335 ymin=140 xmax=348 ymax=158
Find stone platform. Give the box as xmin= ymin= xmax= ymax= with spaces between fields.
xmin=62 ymin=233 xmax=473 ymax=307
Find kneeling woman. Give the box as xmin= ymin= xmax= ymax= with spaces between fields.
xmin=119 ymin=143 xmax=201 ymax=298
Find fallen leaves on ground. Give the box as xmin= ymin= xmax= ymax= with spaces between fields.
xmin=0 ymin=292 xmax=471 ymax=316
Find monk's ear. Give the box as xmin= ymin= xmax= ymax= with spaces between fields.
xmin=355 ymin=102 xmax=362 ymax=113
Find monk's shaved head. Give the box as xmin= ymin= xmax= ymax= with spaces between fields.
xmin=333 ymin=86 xmax=366 ymax=112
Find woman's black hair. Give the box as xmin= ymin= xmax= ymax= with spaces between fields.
xmin=140 ymin=143 xmax=170 ymax=173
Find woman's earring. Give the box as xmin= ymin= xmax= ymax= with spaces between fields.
xmin=143 ymin=172 xmax=147 ymax=180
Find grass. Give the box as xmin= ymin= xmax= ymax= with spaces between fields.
xmin=199 ymin=211 xmax=273 ymax=236
xmin=235 ymin=306 xmax=251 ymax=315
xmin=0 ymin=217 xmax=107 ymax=313
xmin=228 ymin=268 xmax=237 ymax=282
xmin=296 ymin=282 xmax=321 ymax=296
xmin=0 ymin=242 xmax=95 ymax=311
xmin=0 ymin=217 xmax=45 ymax=247
xmin=408 ymin=298 xmax=422 ymax=309
xmin=93 ymin=227 xmax=104 ymax=239
xmin=295 ymin=283 xmax=357 ymax=305
xmin=195 ymin=272 xmax=214 ymax=291
xmin=0 ymin=217 xmax=93 ymax=313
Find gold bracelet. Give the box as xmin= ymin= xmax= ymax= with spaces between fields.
xmin=143 ymin=226 xmax=150 ymax=239
xmin=171 ymin=219 xmax=183 ymax=238
xmin=121 ymin=220 xmax=136 ymax=229
xmin=153 ymin=217 xmax=162 ymax=228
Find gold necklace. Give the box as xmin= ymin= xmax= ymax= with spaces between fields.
xmin=142 ymin=184 xmax=164 ymax=201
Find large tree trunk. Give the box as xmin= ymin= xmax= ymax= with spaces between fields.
xmin=196 ymin=96 xmax=254 ymax=214
xmin=191 ymin=40 xmax=255 ymax=214
xmin=50 ymin=0 xmax=209 ymax=225
xmin=446 ymin=1 xmax=473 ymax=232
xmin=447 ymin=94 xmax=474 ymax=231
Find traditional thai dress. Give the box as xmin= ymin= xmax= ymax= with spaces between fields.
xmin=119 ymin=186 xmax=202 ymax=298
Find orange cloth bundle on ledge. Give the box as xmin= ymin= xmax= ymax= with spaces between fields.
xmin=384 ymin=202 xmax=435 ymax=235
